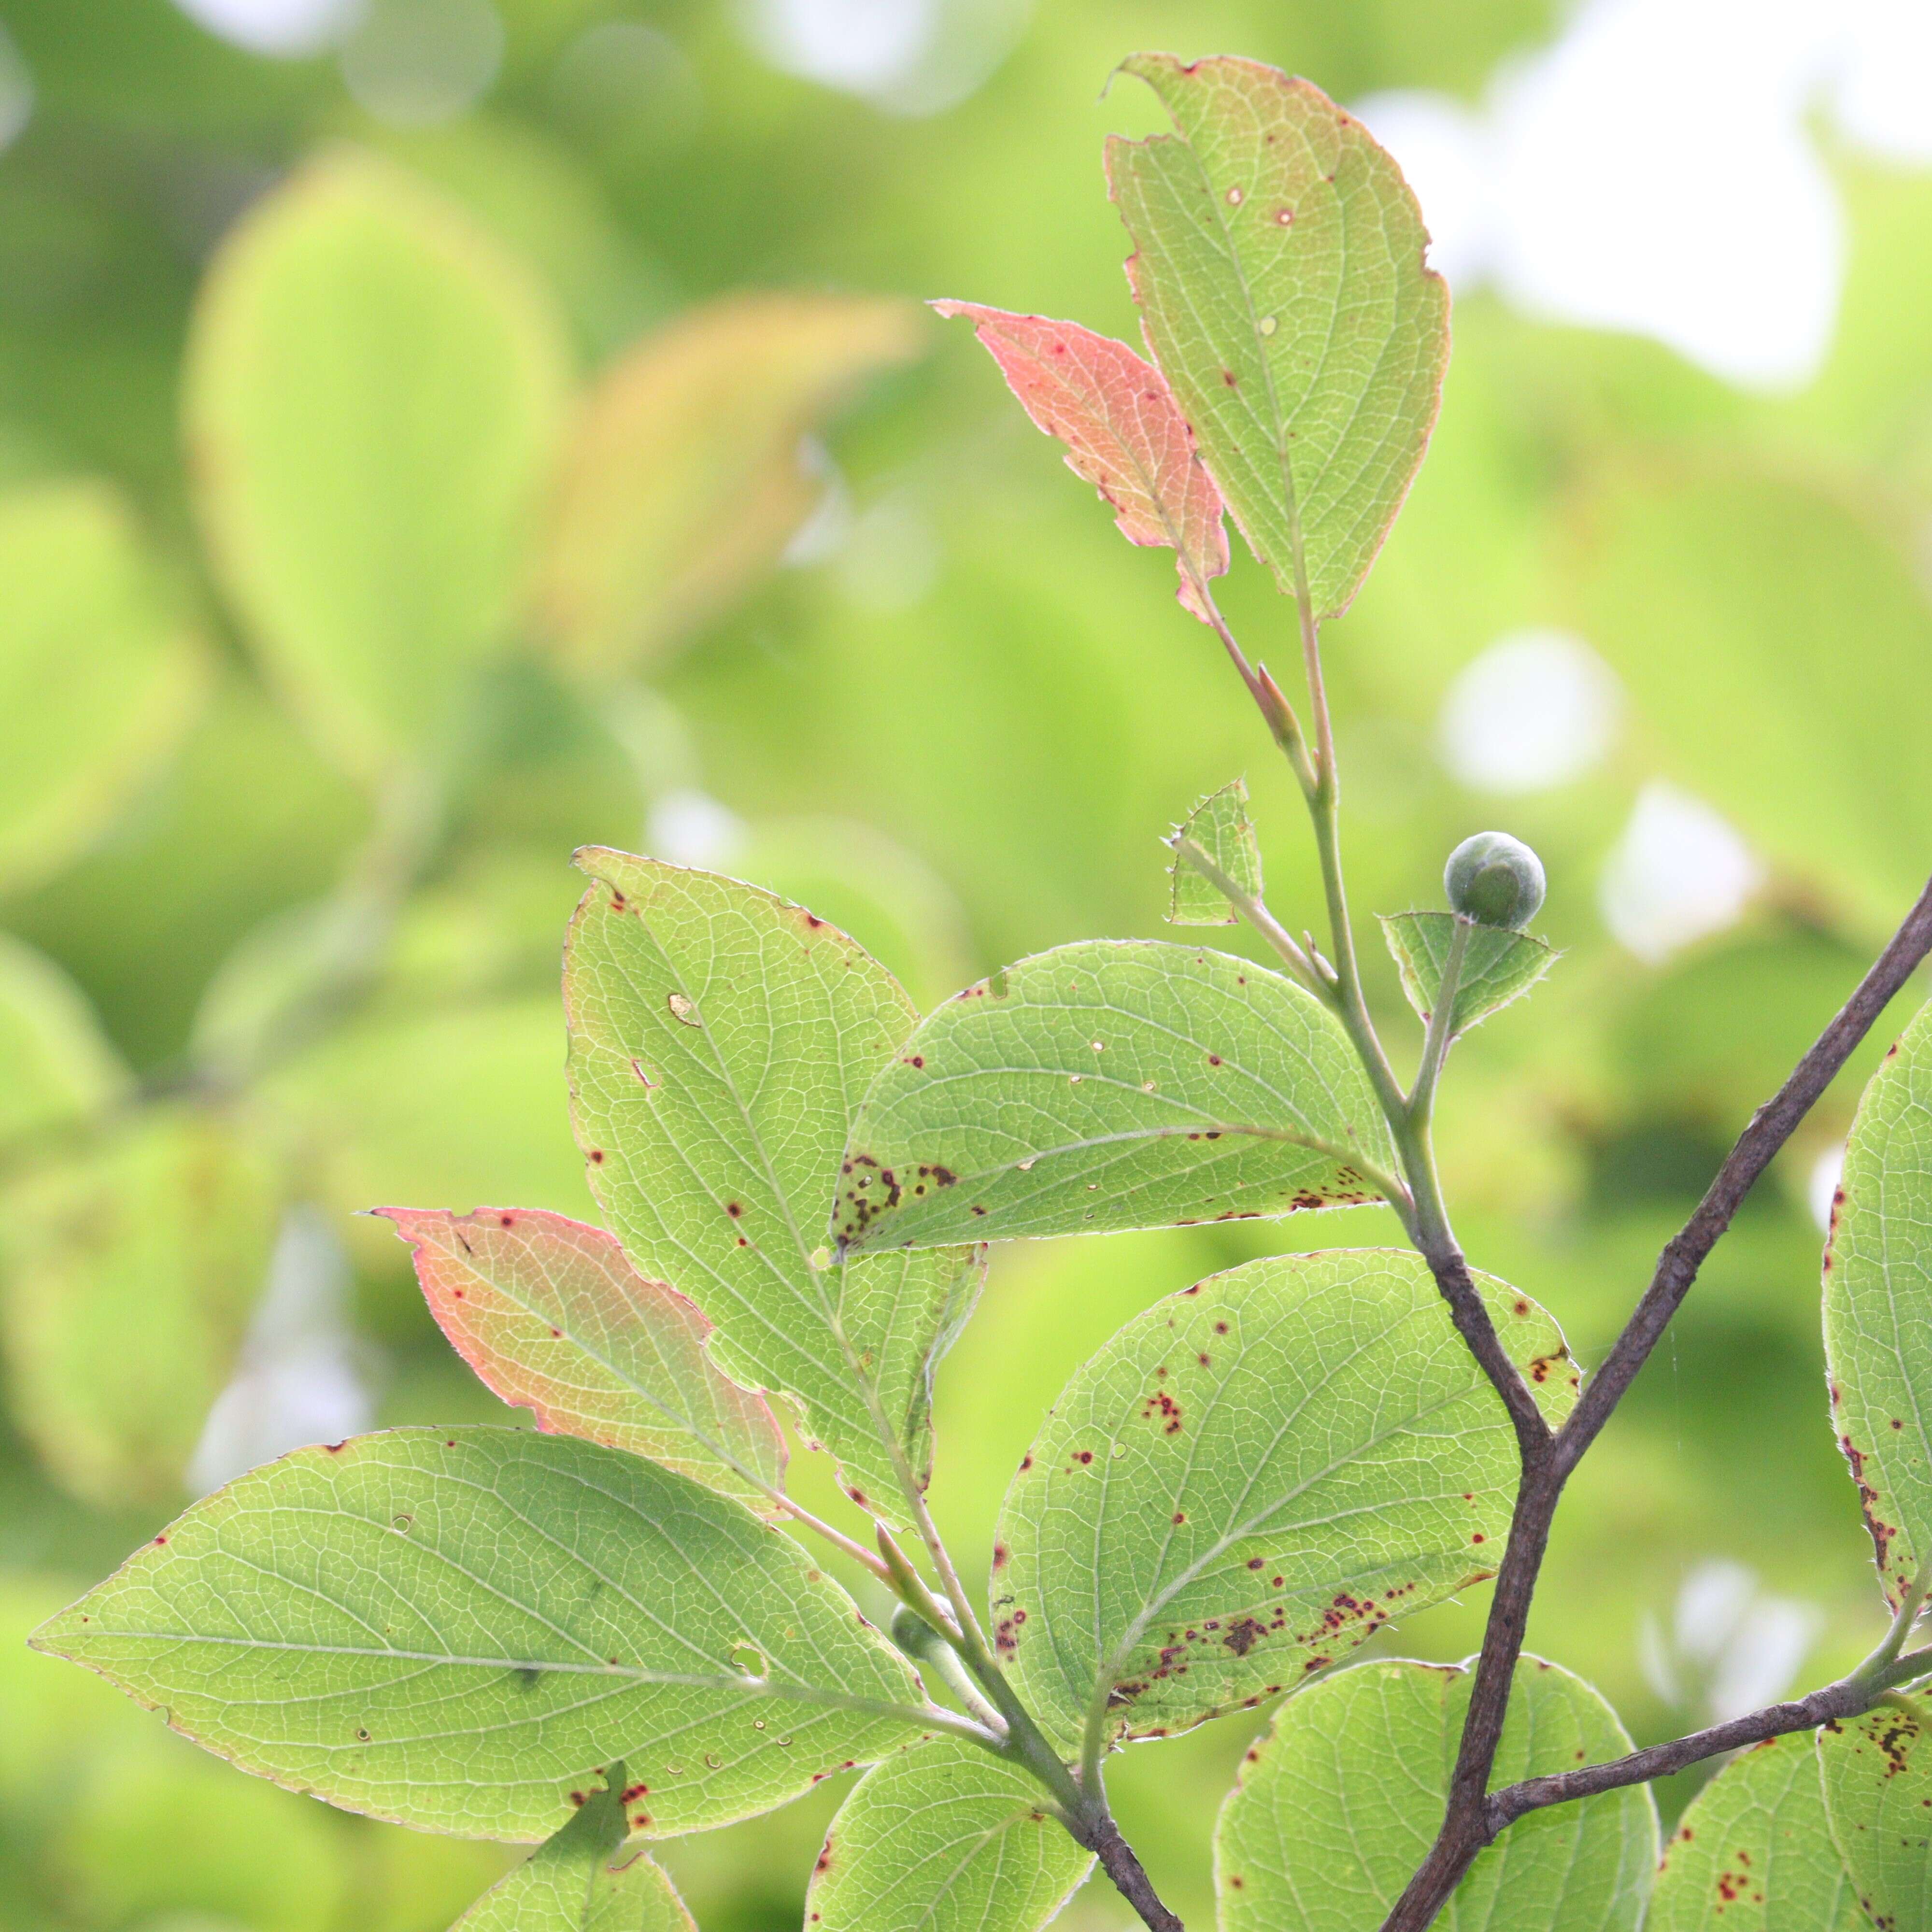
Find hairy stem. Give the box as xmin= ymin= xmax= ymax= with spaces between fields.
xmin=1381 ymin=869 xmax=1932 ymax=1932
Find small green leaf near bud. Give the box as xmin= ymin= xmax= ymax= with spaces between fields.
xmin=1444 ymin=832 xmax=1546 ymax=930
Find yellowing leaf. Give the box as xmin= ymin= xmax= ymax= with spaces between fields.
xmin=380 ymin=1205 xmax=788 ymax=1516
xmin=0 ymin=1108 xmax=282 ymax=1508
xmin=186 ymin=148 xmax=573 ymax=779
xmin=539 ymin=292 xmax=926 ymax=677
xmin=0 ymin=480 xmax=208 ymax=896
xmin=1108 ymin=54 xmax=1449 ymax=618
xmin=932 ymin=301 xmax=1227 ymax=621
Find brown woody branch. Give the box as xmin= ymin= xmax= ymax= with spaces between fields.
xmin=1490 ymin=1642 xmax=1932 ymax=1826
xmin=1382 ymin=870 xmax=1932 ymax=1932
xmin=1079 ymin=1813 xmax=1186 ymax=1932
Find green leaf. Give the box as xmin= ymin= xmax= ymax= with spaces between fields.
xmin=805 ymin=1736 xmax=1092 ymax=1932
xmin=0 ymin=1107 xmax=281 ymax=1509
xmin=258 ymin=994 xmax=598 ymax=1236
xmin=1818 ymin=1699 xmax=1932 ymax=1930
xmin=1649 ymin=1733 xmax=1862 ymax=1931
xmin=378 ymin=1206 xmax=788 ymax=1517
xmin=0 ymin=932 xmax=130 ymax=1151
xmin=834 ymin=942 xmax=1395 ymax=1253
xmin=1824 ymin=997 xmax=1932 ymax=1605
xmin=1567 ymin=461 xmax=1932 ymax=931
xmin=0 ymin=479 xmax=208 ymax=896
xmin=931 ymin=301 xmax=1228 ymax=623
xmin=563 ymin=851 xmax=983 ymax=1522
xmin=1216 ymin=1656 xmax=1656 ymax=1930
xmin=186 ymin=149 xmax=572 ymax=779
xmin=452 ymin=1763 xmax=694 ymax=1932
xmin=994 ymin=1250 xmax=1577 ymax=1751
xmin=538 ymin=293 xmax=925 ymax=678
xmin=1378 ymin=911 xmax=1556 ymax=1037
xmin=30 ymin=1428 xmax=927 ymax=1841
xmin=1169 ymin=780 xmax=1261 ymax=926
xmin=1108 ymin=54 xmax=1449 ymax=619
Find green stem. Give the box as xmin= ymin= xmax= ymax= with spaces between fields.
xmin=1407 ymin=917 xmax=1469 ymax=1133
xmin=1848 ymin=1546 xmax=1932 ymax=1697
xmin=849 ymin=1299 xmax=1092 ymax=1821
xmin=1169 ymin=835 xmax=1330 ymax=1002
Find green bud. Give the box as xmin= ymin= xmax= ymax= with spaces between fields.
xmin=1444 ymin=831 xmax=1545 ymax=930
xmin=889 ymin=1602 xmax=949 ymax=1663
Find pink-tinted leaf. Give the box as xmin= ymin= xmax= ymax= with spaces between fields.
xmin=380 ymin=1205 xmax=787 ymax=1515
xmin=932 ymin=301 xmax=1228 ymax=623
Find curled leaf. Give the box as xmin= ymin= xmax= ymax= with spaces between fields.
xmin=1168 ymin=778 xmax=1261 ymax=924
xmin=933 ymin=300 xmax=1228 ymax=621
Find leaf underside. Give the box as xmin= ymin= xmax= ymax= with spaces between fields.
xmin=1818 ymin=1702 xmax=1932 ymax=1932
xmin=932 ymin=300 xmax=1228 ymax=623
xmin=806 ymin=1735 xmax=1093 ymax=1932
xmin=1170 ymin=779 xmax=1262 ymax=925
xmin=835 ymin=940 xmax=1394 ymax=1253
xmin=1215 ymin=1656 xmax=1656 ymax=1930
xmin=30 ymin=1428 xmax=923 ymax=1842
xmin=1649 ymin=1733 xmax=1861 ymax=1931
xmin=380 ymin=1205 xmax=787 ymax=1515
xmin=1378 ymin=911 xmax=1556 ymax=1037
xmin=993 ymin=1250 xmax=1577 ymax=1752
xmin=1823 ymin=996 xmax=1932 ymax=1606
xmin=1108 ymin=53 xmax=1449 ymax=620
xmin=453 ymin=1764 xmax=696 ymax=1932
xmin=563 ymin=850 xmax=983 ymax=1522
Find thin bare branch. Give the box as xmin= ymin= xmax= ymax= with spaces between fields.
xmin=1381 ymin=868 xmax=1932 ymax=1932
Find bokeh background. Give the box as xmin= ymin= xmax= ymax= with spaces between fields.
xmin=5 ymin=1 xmax=1932 ymax=1928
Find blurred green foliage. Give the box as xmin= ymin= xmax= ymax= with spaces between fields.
xmin=2 ymin=2 xmax=1931 ymax=1929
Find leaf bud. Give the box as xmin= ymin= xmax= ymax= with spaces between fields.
xmin=889 ymin=1602 xmax=950 ymax=1664
xmin=1443 ymin=831 xmax=1545 ymax=930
